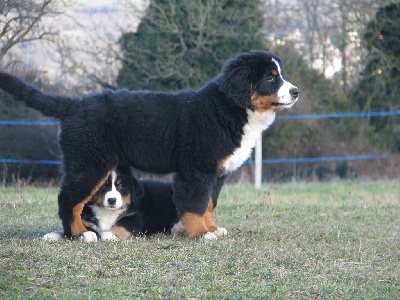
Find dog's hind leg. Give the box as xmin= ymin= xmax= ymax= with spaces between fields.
xmin=58 ymin=170 xmax=111 ymax=238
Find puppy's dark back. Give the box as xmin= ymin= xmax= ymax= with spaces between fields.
xmin=140 ymin=180 xmax=178 ymax=234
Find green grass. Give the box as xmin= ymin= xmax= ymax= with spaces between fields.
xmin=0 ymin=181 xmax=399 ymax=299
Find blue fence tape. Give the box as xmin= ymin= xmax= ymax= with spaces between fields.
xmin=244 ymin=154 xmax=398 ymax=165
xmin=278 ymin=111 xmax=400 ymax=120
xmin=0 ymin=120 xmax=60 ymax=125
xmin=1 ymin=154 xmax=398 ymax=166
xmin=1 ymin=111 xmax=400 ymax=125
xmin=1 ymin=111 xmax=398 ymax=165
xmin=0 ymin=159 xmax=61 ymax=165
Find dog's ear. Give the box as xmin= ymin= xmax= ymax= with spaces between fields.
xmin=219 ymin=53 xmax=259 ymax=109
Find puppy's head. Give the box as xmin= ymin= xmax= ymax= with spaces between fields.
xmin=90 ymin=166 xmax=139 ymax=210
xmin=219 ymin=50 xmax=300 ymax=113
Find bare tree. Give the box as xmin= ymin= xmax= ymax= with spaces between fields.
xmin=46 ymin=1 xmax=145 ymax=92
xmin=0 ymin=0 xmax=62 ymax=66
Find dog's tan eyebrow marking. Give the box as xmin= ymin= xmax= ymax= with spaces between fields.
xmin=272 ymin=69 xmax=278 ymax=76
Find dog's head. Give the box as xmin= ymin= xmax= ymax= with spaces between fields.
xmin=219 ymin=50 xmax=299 ymax=113
xmin=89 ymin=166 xmax=143 ymax=211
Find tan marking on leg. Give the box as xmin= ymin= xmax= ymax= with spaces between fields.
xmin=71 ymin=202 xmax=88 ymax=235
xmin=181 ymin=212 xmax=208 ymax=238
xmin=109 ymin=226 xmax=132 ymax=240
xmin=70 ymin=171 xmax=111 ymax=236
xmin=204 ymin=197 xmax=218 ymax=232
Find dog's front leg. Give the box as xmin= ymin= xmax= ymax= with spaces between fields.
xmin=173 ymin=172 xmax=218 ymax=238
xmin=204 ymin=175 xmax=228 ymax=237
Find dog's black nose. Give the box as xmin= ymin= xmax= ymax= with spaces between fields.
xmin=290 ymin=87 xmax=300 ymax=99
xmin=108 ymin=198 xmax=117 ymax=205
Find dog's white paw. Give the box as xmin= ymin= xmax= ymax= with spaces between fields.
xmin=100 ymin=231 xmax=120 ymax=241
xmin=79 ymin=231 xmax=98 ymax=242
xmin=203 ymin=232 xmax=218 ymax=240
xmin=214 ymin=227 xmax=228 ymax=237
xmin=43 ymin=231 xmax=64 ymax=241
xmin=171 ymin=221 xmax=185 ymax=235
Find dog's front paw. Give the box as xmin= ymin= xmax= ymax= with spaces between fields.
xmin=203 ymin=232 xmax=218 ymax=240
xmin=43 ymin=231 xmax=65 ymax=241
xmin=203 ymin=227 xmax=227 ymax=240
xmin=79 ymin=231 xmax=98 ymax=242
xmin=214 ymin=227 xmax=228 ymax=237
xmin=100 ymin=231 xmax=120 ymax=241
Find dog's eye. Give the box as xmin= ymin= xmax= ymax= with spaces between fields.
xmin=117 ymin=183 xmax=124 ymax=189
xmin=267 ymin=76 xmax=276 ymax=83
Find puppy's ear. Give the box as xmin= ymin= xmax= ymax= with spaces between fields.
xmin=219 ymin=63 xmax=253 ymax=109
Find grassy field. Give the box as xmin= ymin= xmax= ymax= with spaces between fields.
xmin=0 ymin=181 xmax=399 ymax=299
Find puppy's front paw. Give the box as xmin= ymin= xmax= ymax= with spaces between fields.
xmin=43 ymin=231 xmax=65 ymax=241
xmin=100 ymin=231 xmax=120 ymax=241
xmin=79 ymin=231 xmax=98 ymax=242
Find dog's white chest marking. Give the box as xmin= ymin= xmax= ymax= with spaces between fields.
xmin=222 ymin=109 xmax=276 ymax=173
xmin=89 ymin=206 xmax=125 ymax=231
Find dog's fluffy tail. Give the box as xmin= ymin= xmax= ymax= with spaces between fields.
xmin=0 ymin=71 xmax=76 ymax=119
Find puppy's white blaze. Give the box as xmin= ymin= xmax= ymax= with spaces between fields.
xmin=223 ymin=109 xmax=276 ymax=173
xmin=272 ymin=57 xmax=282 ymax=76
xmin=272 ymin=58 xmax=298 ymax=105
xmin=104 ymin=170 xmax=123 ymax=209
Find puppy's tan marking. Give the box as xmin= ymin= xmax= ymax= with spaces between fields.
xmin=109 ymin=226 xmax=132 ymax=240
xmin=121 ymin=195 xmax=131 ymax=208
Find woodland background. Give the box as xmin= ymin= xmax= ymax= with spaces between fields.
xmin=0 ymin=0 xmax=399 ymax=185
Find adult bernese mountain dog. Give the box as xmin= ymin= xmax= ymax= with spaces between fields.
xmin=43 ymin=166 xmax=178 ymax=241
xmin=0 ymin=50 xmax=299 ymax=239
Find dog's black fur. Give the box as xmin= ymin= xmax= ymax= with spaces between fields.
xmin=44 ymin=166 xmax=178 ymax=241
xmin=0 ymin=50 xmax=299 ymax=238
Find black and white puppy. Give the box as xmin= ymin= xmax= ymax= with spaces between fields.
xmin=43 ymin=166 xmax=178 ymax=242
